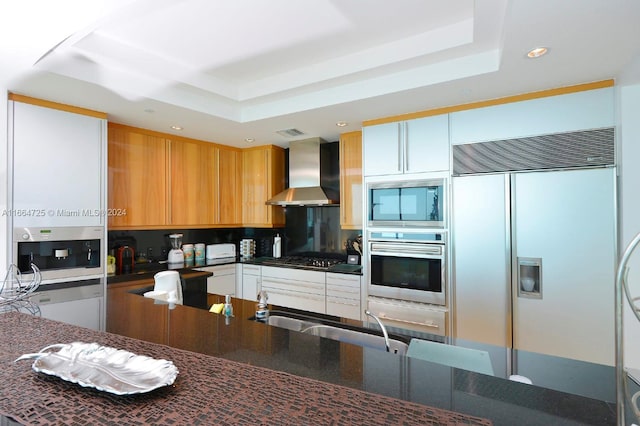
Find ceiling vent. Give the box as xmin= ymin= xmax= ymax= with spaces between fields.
xmin=276 ymin=128 xmax=305 ymax=138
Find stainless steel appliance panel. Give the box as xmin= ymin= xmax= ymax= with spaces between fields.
xmin=452 ymin=174 xmax=511 ymax=348
xmin=452 ymin=168 xmax=616 ymax=365
xmin=367 ymin=296 xmax=447 ymax=336
xmin=512 ymin=168 xmax=615 ymax=365
xmin=368 ymin=179 xmax=445 ymax=228
xmin=13 ymin=226 xmax=105 ymax=283
xmin=367 ymin=232 xmax=446 ymax=306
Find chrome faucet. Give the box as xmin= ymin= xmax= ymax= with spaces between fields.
xmin=365 ymin=310 xmax=390 ymax=352
xmin=255 ymin=290 xmax=269 ymax=321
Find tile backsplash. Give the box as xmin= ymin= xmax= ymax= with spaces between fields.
xmin=108 ymin=207 xmax=360 ymax=261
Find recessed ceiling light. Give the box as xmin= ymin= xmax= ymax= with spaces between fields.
xmin=244 ymin=138 xmax=255 ymax=143
xmin=526 ymin=47 xmax=548 ymax=58
xmin=336 ymin=121 xmax=348 ymax=127
xmin=170 ymin=125 xmax=183 ymax=131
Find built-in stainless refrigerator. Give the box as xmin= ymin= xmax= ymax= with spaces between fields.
xmin=452 ymin=130 xmax=617 ymax=366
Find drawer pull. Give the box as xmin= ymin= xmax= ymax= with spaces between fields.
xmin=378 ymin=313 xmax=440 ymax=328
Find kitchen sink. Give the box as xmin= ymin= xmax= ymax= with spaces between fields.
xmin=262 ymin=312 xmax=409 ymax=355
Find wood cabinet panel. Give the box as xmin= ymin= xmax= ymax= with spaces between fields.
xmin=108 ymin=124 xmax=168 ymax=228
xmin=170 ymin=139 xmax=217 ymax=226
xmin=106 ymin=279 xmax=168 ymax=344
xmin=242 ymin=146 xmax=285 ymax=227
xmin=217 ymin=147 xmax=242 ymax=225
xmin=108 ymin=125 xmax=281 ymax=229
xmin=339 ymin=131 xmax=363 ymax=229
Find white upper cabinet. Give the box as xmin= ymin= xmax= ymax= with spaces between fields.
xmin=10 ymin=101 xmax=106 ymax=227
xmin=363 ymin=114 xmax=449 ymax=176
xmin=449 ymin=87 xmax=615 ymax=145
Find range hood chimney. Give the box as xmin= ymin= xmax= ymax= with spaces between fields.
xmin=266 ymin=137 xmax=340 ymax=206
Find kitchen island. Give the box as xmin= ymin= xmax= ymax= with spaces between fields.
xmin=1 ymin=311 xmax=491 ymax=425
xmin=1 ymin=289 xmax=619 ymax=425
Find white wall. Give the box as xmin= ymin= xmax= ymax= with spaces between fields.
xmin=618 ymin=83 xmax=640 ymax=370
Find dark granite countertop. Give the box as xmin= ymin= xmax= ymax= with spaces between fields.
xmin=108 ymin=256 xmax=361 ymax=285
xmin=5 ymin=287 xmax=620 ymax=425
xmin=0 ymin=311 xmax=493 ymax=425
xmin=128 ymin=294 xmax=618 ymax=425
xmin=107 ymin=257 xmax=238 ymax=284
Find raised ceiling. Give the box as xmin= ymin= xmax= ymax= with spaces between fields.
xmin=3 ymin=0 xmax=640 ymax=147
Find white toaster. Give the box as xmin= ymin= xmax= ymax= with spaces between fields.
xmin=206 ymin=243 xmax=236 ymax=259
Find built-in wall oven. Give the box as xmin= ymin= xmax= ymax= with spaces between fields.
xmin=367 ymin=230 xmax=445 ymax=305
xmin=366 ymin=230 xmax=448 ymax=336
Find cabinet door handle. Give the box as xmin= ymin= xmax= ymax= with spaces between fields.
xmin=264 ymin=288 xmax=324 ymax=302
xmin=327 ymin=276 xmax=359 ymax=283
xmin=403 ymin=122 xmax=409 ymax=173
xmin=397 ymin=123 xmax=402 ymax=172
xmin=327 ymin=297 xmax=359 ymax=307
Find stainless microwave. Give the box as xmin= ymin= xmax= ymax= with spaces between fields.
xmin=367 ymin=179 xmax=445 ymax=228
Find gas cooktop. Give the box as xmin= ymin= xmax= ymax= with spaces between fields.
xmin=258 ymin=255 xmax=346 ymax=271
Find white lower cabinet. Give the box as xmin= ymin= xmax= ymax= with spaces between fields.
xmin=31 ymin=284 xmax=104 ymax=331
xmin=198 ymin=264 xmax=236 ymax=296
xmin=261 ymin=266 xmax=325 ymax=314
xmin=326 ymin=272 xmax=361 ymax=320
xmin=240 ymin=265 xmax=363 ymax=317
xmin=241 ymin=264 xmax=262 ymax=302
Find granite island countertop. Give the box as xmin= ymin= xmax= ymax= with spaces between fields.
xmin=1 ymin=289 xmax=619 ymax=425
xmin=1 ymin=312 xmax=492 ymax=426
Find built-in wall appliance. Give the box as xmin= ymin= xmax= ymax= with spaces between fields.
xmin=12 ymin=226 xmax=106 ymax=331
xmin=452 ymin=127 xmax=616 ymax=365
xmin=13 ymin=226 xmax=104 ymax=283
xmin=367 ymin=230 xmax=446 ymax=306
xmin=367 ymin=178 xmax=445 ymax=228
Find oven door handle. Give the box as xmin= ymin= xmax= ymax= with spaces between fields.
xmin=370 ymin=247 xmax=442 ymax=259
xmin=369 ymin=242 xmax=443 ymax=256
xmin=370 ymin=251 xmax=442 ymax=260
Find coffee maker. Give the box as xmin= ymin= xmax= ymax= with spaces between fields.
xmin=167 ymin=234 xmax=184 ymax=264
xmin=116 ymin=245 xmax=135 ymax=274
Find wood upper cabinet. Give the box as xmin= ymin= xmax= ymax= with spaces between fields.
xmin=108 ymin=124 xmax=244 ymax=229
xmin=170 ymin=139 xmax=217 ymax=226
xmin=108 ymin=123 xmax=169 ymax=228
xmin=169 ymin=141 xmax=243 ymax=226
xmin=242 ymin=146 xmax=285 ymax=227
xmin=339 ymin=131 xmax=363 ymax=229
xmin=217 ymin=147 xmax=243 ymax=225
xmin=108 ymin=124 xmax=279 ymax=229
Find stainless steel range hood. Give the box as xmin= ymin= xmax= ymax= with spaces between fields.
xmin=266 ymin=138 xmax=340 ymax=206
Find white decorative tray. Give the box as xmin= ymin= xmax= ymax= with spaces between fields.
xmin=15 ymin=342 xmax=178 ymax=395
